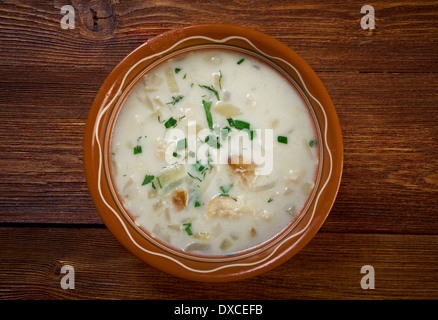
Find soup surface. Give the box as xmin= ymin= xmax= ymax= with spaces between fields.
xmin=110 ymin=49 xmax=318 ymax=255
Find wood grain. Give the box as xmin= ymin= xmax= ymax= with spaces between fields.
xmin=0 ymin=0 xmax=437 ymax=300
xmin=0 ymin=1 xmax=436 ymax=72
xmin=1 ymin=70 xmax=436 ymax=234
xmin=0 ymin=227 xmax=437 ymax=299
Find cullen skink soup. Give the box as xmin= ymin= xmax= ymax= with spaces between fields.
xmin=110 ymin=49 xmax=319 ymax=256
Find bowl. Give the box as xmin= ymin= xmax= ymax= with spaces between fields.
xmin=83 ymin=24 xmax=343 ymax=282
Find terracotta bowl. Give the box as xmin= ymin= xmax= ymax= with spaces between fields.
xmin=83 ymin=24 xmax=343 ymax=282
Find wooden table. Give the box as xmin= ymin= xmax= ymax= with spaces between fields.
xmin=1 ymin=0 xmax=437 ymax=300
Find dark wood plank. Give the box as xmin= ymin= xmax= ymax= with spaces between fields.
xmin=0 ymin=1 xmax=436 ymax=73
xmin=0 ymin=227 xmax=437 ymax=299
xmin=1 ymin=69 xmax=437 ymax=235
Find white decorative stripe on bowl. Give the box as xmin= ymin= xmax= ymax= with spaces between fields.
xmin=93 ymin=35 xmax=333 ymax=274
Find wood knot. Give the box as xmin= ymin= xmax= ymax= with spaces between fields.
xmin=80 ymin=0 xmax=117 ymax=36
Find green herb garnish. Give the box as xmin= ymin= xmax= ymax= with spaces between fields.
xmin=249 ymin=130 xmax=256 ymax=140
xmin=141 ymin=175 xmax=154 ymax=186
xmin=199 ymin=84 xmax=220 ymax=101
xmin=183 ymin=223 xmax=193 ymax=236
xmin=164 ymin=117 xmax=177 ymax=129
xmin=202 ymin=100 xmax=213 ymax=130
xmin=237 ymin=58 xmax=245 ymax=65
xmin=194 ymin=201 xmax=201 ymax=207
xmin=188 ymin=150 xmax=195 ymax=158
xmin=172 ymin=152 xmax=181 ymax=158
xmin=133 ymin=145 xmax=142 ymax=154
xmin=218 ymin=70 xmax=223 ymax=89
xmin=227 ymin=118 xmax=250 ymax=130
xmin=205 ymin=134 xmax=221 ymax=149
xmin=268 ymin=198 xmax=273 ymax=203
xmin=177 ymin=138 xmax=187 ymax=151
xmin=174 ymin=68 xmax=181 ymax=74
xmin=233 ymin=120 xmax=250 ymax=130
xmin=166 ymin=95 xmax=183 ymax=105
xmin=220 ymin=184 xmax=233 ymax=194
xmin=278 ymin=136 xmax=288 ymax=144
xmin=156 ymin=176 xmax=163 ymax=189
xmin=309 ymin=139 xmax=317 ymax=147
xmin=221 ymin=126 xmax=231 ymax=140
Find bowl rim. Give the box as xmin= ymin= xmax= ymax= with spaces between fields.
xmin=83 ymin=23 xmax=343 ymax=282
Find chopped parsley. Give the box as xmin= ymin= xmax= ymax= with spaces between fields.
xmin=141 ymin=175 xmax=154 ymax=186
xmin=164 ymin=117 xmax=177 ymax=129
xmin=227 ymin=118 xmax=250 ymax=131
xmin=309 ymin=139 xmax=317 ymax=147
xmin=194 ymin=201 xmax=201 ymax=207
xmin=205 ymin=134 xmax=221 ymax=149
xmin=174 ymin=68 xmax=181 ymax=74
xmin=133 ymin=145 xmax=142 ymax=154
xmin=268 ymin=198 xmax=273 ymax=203
xmin=237 ymin=58 xmax=245 ymax=65
xmin=278 ymin=136 xmax=288 ymax=144
xmin=202 ymin=100 xmax=213 ymax=130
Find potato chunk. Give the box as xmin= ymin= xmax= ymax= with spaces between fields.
xmin=228 ymin=155 xmax=258 ymax=187
xmin=207 ymin=196 xmax=241 ymax=218
xmin=172 ymin=188 xmax=188 ymax=211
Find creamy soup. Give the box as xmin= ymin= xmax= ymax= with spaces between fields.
xmin=110 ymin=49 xmax=318 ymax=256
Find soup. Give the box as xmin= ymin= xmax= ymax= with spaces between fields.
xmin=110 ymin=49 xmax=318 ymax=255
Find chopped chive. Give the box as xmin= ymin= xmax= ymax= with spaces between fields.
xmin=309 ymin=139 xmax=317 ymax=147
xmin=194 ymin=201 xmax=201 ymax=207
xmin=183 ymin=73 xmax=187 ymax=79
xmin=194 ymin=162 xmax=205 ymax=172
xmin=220 ymin=184 xmax=233 ymax=194
xmin=233 ymin=120 xmax=250 ymax=130
xmin=141 ymin=175 xmax=154 ymax=186
xmin=166 ymin=95 xmax=183 ymax=105
xmin=133 ymin=145 xmax=142 ymax=154
xmin=164 ymin=117 xmax=177 ymax=128
xmin=202 ymin=100 xmax=213 ymax=130
xmin=237 ymin=58 xmax=245 ymax=65
xmin=218 ymin=70 xmax=223 ymax=89
xmin=278 ymin=136 xmax=288 ymax=144
xmin=188 ymin=150 xmax=195 ymax=158
xmin=156 ymin=176 xmax=163 ymax=189
xmin=249 ymin=129 xmax=256 ymax=140
xmin=268 ymin=198 xmax=273 ymax=203
xmin=151 ymin=182 xmax=156 ymax=190
xmin=199 ymin=84 xmax=220 ymax=101
xmin=172 ymin=152 xmax=181 ymax=158
xmin=183 ymin=222 xmax=193 ymax=236
xmin=177 ymin=138 xmax=187 ymax=151
xmin=227 ymin=118 xmax=235 ymax=127
xmin=187 ymin=172 xmax=202 ymax=182
xmin=174 ymin=68 xmax=181 ymax=74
